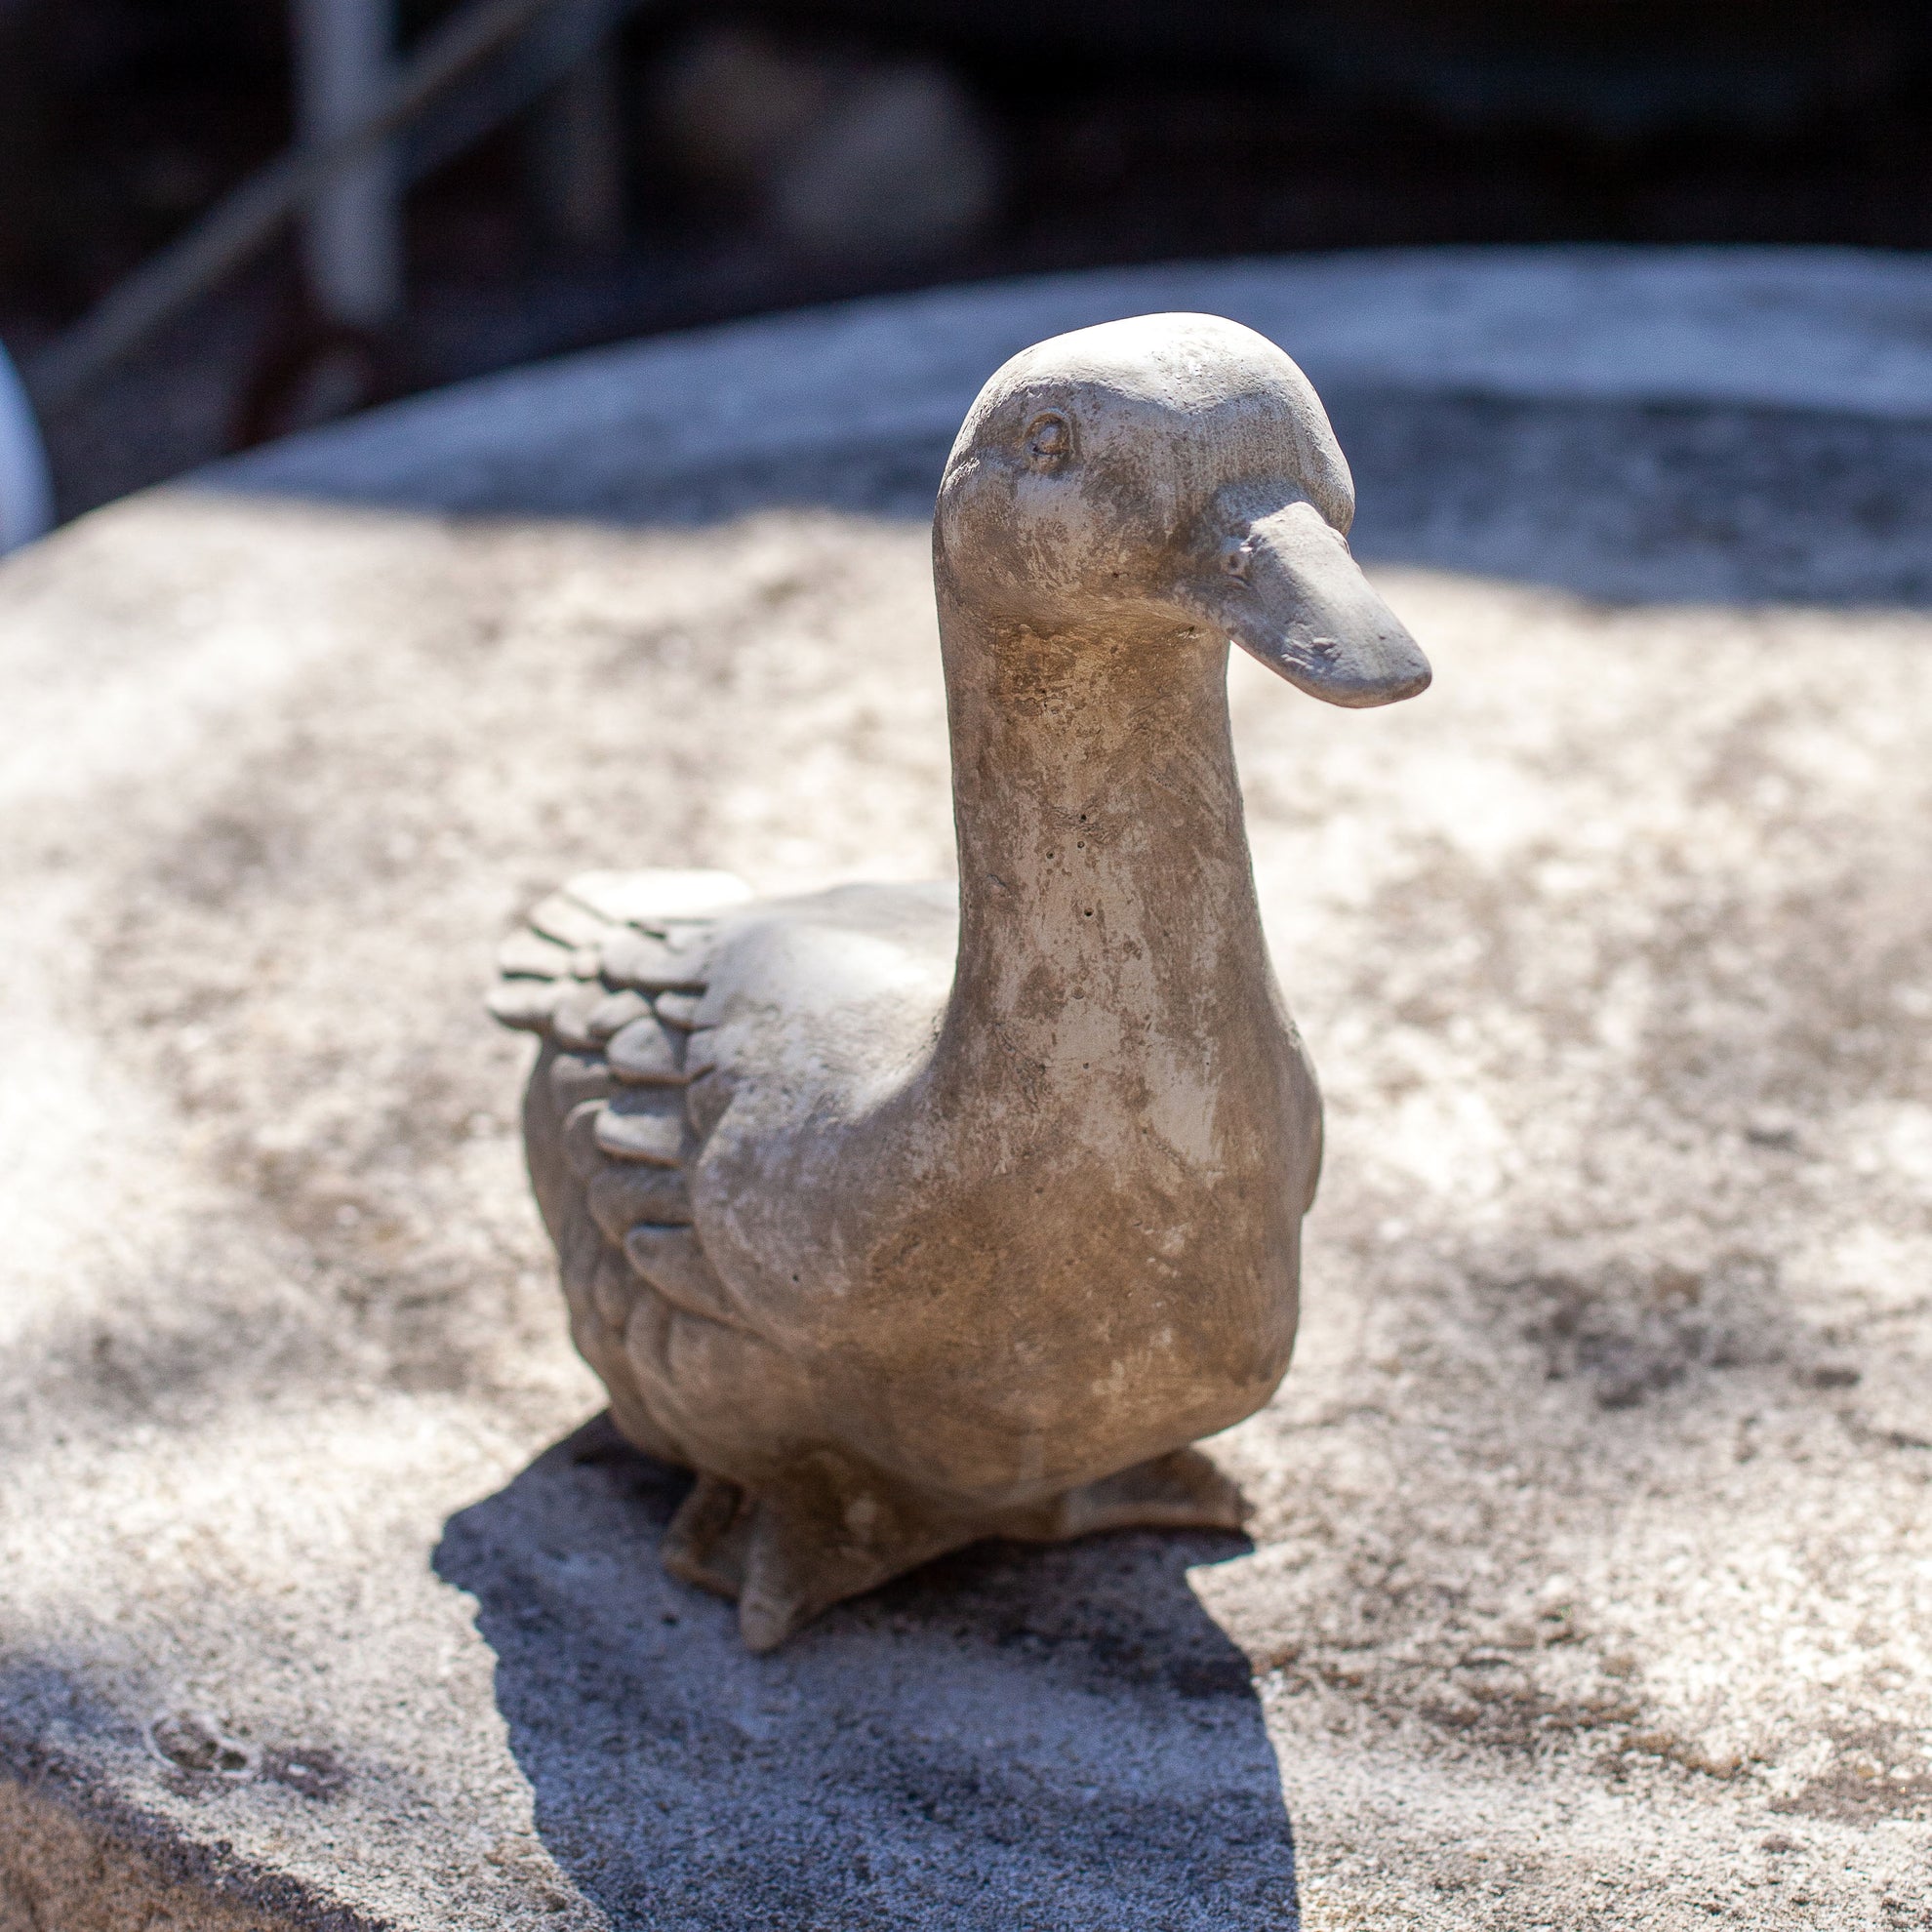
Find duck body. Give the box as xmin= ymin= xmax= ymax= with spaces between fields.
xmin=494 ymin=313 xmax=1429 ymax=1647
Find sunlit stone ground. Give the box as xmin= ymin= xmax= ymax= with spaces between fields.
xmin=2 ymin=473 xmax=1927 ymax=1927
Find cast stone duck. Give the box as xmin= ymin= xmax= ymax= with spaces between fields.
xmin=490 ymin=313 xmax=1430 ymax=1649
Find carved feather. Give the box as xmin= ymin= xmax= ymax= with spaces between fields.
xmin=607 ymin=1014 xmax=685 ymax=1085
xmin=653 ymin=990 xmax=704 ymax=1030
xmin=497 ymin=928 xmax=576 ymax=980
xmin=489 ymin=866 xmax=756 ymax=1449
xmin=487 ymin=979 xmax=563 ymax=1032
xmin=587 ymin=1164 xmax=692 ymax=1240
xmin=548 ymin=1050 xmax=617 ymax=1112
xmin=527 ymin=891 xmax=617 ymax=950
xmin=584 ymin=988 xmax=653 ymax=1040
xmin=623 ymin=1226 xmax=743 ymax=1328
xmin=593 ymin=1088 xmax=686 ymax=1165
xmin=564 ymin=867 xmax=752 ymax=927
xmin=600 ymin=928 xmax=708 ymax=993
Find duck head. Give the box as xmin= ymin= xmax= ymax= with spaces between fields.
xmin=935 ymin=312 xmax=1430 ymax=708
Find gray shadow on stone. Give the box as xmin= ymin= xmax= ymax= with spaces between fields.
xmin=434 ymin=1415 xmax=1299 ymax=1932
xmin=215 ymin=391 xmax=1932 ymax=610
xmin=1329 ymin=390 xmax=1932 ymax=608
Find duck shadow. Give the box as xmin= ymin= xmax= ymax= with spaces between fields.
xmin=434 ymin=1415 xmax=1299 ymax=1932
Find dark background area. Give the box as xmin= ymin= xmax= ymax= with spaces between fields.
xmin=6 ymin=0 xmax=1932 ymax=518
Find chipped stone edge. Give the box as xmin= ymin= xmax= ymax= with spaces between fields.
xmin=0 ymin=1772 xmax=344 ymax=1932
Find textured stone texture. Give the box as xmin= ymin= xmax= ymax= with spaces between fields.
xmin=4 ymin=252 xmax=1932 ymax=1928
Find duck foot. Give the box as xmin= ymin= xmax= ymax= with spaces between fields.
xmin=659 ymin=1446 xmax=1248 ymax=1651
xmin=660 ymin=1472 xmax=756 ymax=1598
xmin=993 ymin=1445 xmax=1250 ymax=1544
xmin=661 ymin=1459 xmax=970 ymax=1651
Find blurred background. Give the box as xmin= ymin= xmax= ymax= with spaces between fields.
xmin=4 ymin=0 xmax=1931 ymax=525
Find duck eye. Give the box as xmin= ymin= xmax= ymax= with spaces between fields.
xmin=1025 ymin=412 xmax=1071 ymax=465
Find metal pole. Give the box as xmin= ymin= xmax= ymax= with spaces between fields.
xmin=294 ymin=0 xmax=403 ymax=327
xmin=24 ymin=0 xmax=576 ymax=414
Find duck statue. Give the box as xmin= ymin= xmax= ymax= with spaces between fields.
xmin=489 ymin=313 xmax=1431 ymax=1649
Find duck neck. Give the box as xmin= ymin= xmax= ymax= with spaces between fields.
xmin=933 ymin=588 xmax=1276 ymax=1100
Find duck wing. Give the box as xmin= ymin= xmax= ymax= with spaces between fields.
xmin=488 ymin=867 xmax=771 ymax=1454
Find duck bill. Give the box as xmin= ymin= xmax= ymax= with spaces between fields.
xmin=1200 ymin=503 xmax=1431 ymax=709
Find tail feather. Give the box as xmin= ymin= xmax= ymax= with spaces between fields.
xmin=489 ymin=867 xmax=750 ymax=1465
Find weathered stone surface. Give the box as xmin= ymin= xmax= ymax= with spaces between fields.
xmin=4 ymin=251 xmax=1932 ymax=1928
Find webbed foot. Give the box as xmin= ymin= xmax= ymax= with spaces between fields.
xmin=995 ymin=1445 xmax=1249 ymax=1543
xmin=661 ymin=1472 xmax=755 ymax=1598
xmin=658 ymin=1445 xmax=1248 ymax=1651
xmin=660 ymin=1457 xmax=966 ymax=1652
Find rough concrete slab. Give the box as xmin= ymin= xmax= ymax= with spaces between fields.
xmin=4 ymin=252 xmax=1932 ymax=1929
